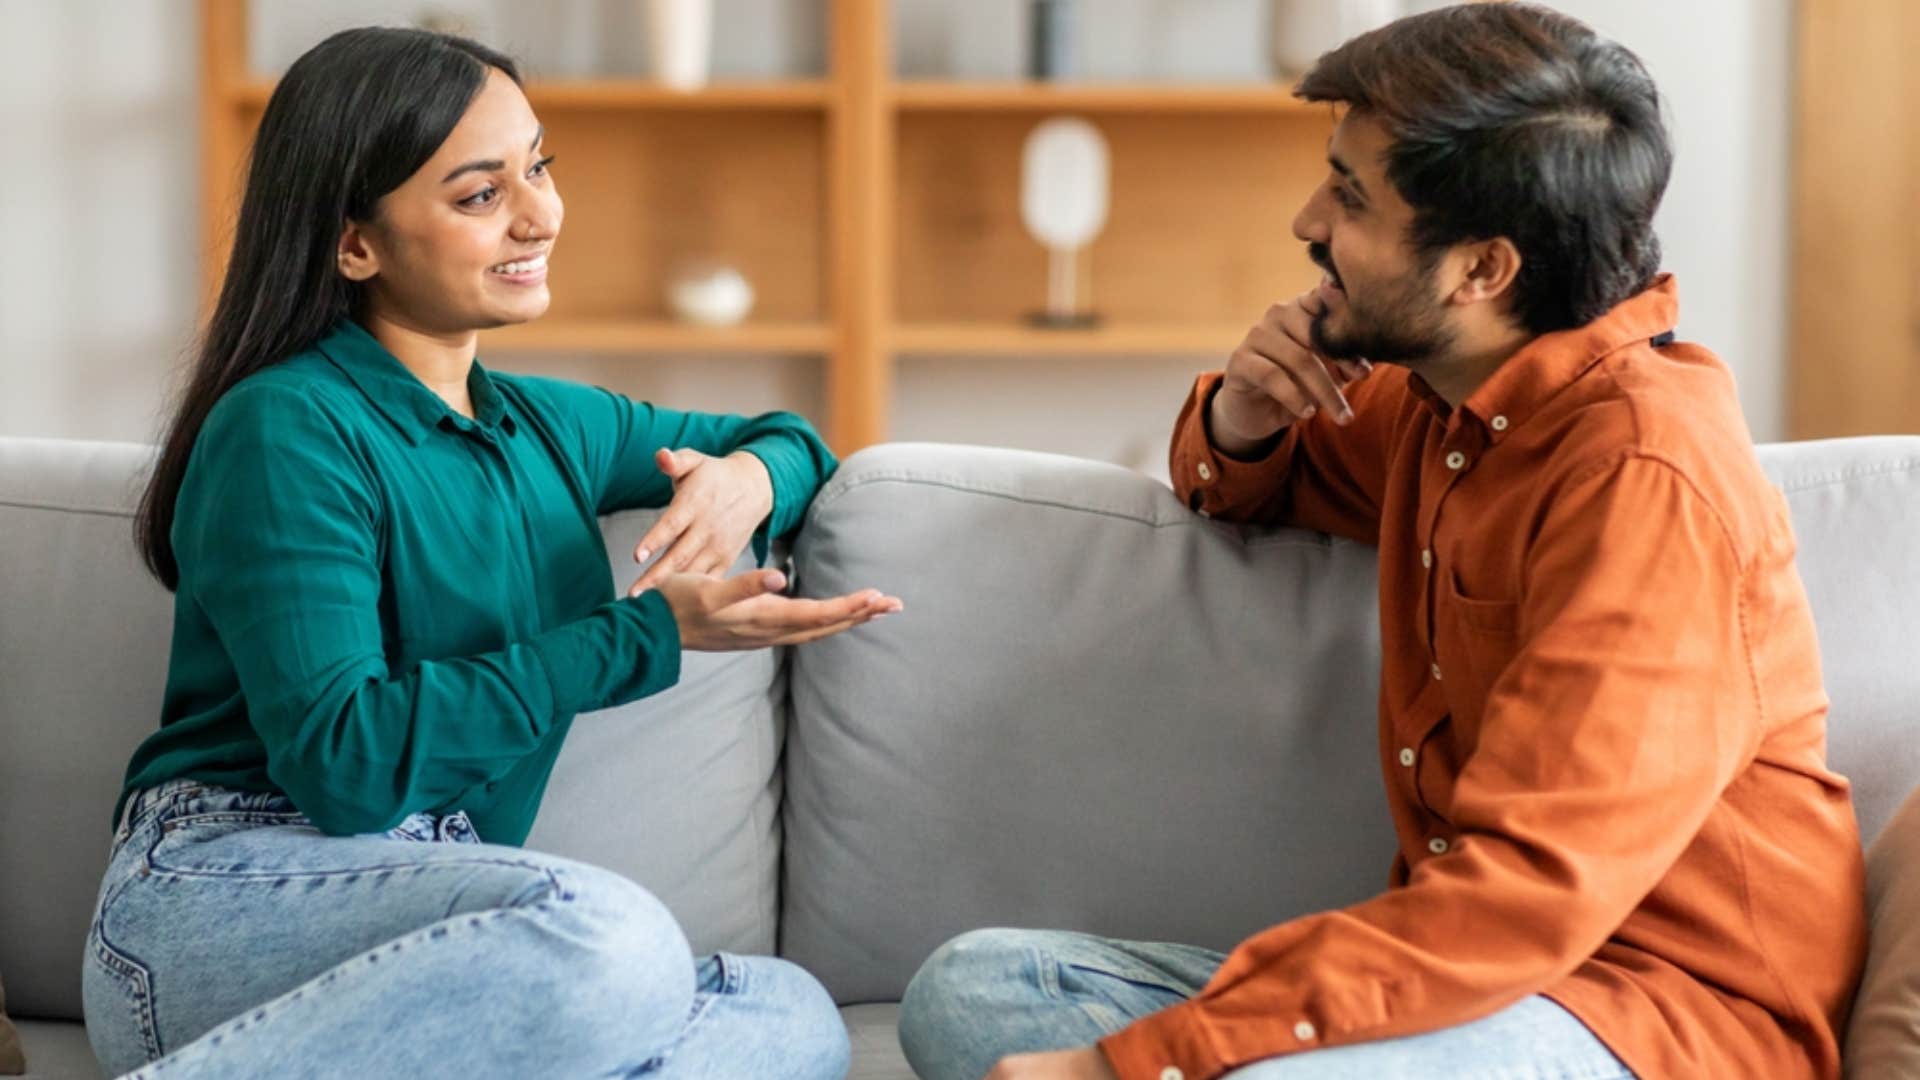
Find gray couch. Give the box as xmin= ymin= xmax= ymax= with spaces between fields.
xmin=3 ymin=434 xmax=1919 ymax=1080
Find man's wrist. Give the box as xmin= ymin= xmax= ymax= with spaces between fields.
xmin=1206 ymin=384 xmax=1285 ymax=462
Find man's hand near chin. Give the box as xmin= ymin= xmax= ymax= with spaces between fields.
xmin=984 ymin=1047 xmax=1123 ymax=1080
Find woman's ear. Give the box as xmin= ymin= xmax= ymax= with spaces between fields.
xmin=336 ymin=221 xmax=380 ymax=283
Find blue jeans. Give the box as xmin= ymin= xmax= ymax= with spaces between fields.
xmin=83 ymin=780 xmax=849 ymax=1079
xmin=898 ymin=928 xmax=1635 ymax=1080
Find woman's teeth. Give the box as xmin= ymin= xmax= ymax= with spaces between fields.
xmin=490 ymin=253 xmax=547 ymax=275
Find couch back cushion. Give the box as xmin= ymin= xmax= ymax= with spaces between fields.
xmin=1756 ymin=438 xmax=1920 ymax=845
xmin=782 ymin=437 xmax=1920 ymax=1004
xmin=0 ymin=437 xmax=781 ymax=1021
xmin=781 ymin=444 xmax=1390 ymax=1003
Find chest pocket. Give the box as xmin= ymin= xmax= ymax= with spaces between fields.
xmin=1437 ymin=573 xmax=1522 ymax=718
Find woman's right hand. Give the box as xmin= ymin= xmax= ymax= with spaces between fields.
xmin=648 ymin=569 xmax=902 ymax=651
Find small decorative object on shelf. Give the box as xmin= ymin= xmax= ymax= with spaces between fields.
xmin=1020 ymin=116 xmax=1110 ymax=329
xmin=646 ymin=0 xmax=714 ymax=91
xmin=667 ymin=261 xmax=756 ymax=327
xmin=1270 ymin=0 xmax=1401 ymax=81
xmin=1028 ymin=0 xmax=1076 ymax=81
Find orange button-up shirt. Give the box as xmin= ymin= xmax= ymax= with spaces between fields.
xmin=1101 ymin=277 xmax=1866 ymax=1080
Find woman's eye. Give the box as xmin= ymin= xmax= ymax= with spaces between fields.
xmin=530 ymin=154 xmax=556 ymax=178
xmin=459 ymin=185 xmax=499 ymax=209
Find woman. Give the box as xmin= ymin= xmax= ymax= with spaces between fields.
xmin=83 ymin=27 xmax=897 ymax=1079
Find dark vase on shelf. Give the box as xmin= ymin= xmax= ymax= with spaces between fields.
xmin=1029 ymin=0 xmax=1075 ymax=81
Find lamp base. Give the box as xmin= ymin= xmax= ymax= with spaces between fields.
xmin=1023 ymin=310 xmax=1103 ymax=330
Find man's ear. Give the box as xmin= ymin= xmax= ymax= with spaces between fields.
xmin=336 ymin=221 xmax=380 ymax=283
xmin=1450 ymin=237 xmax=1522 ymax=309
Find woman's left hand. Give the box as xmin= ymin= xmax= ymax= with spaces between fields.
xmin=627 ymin=447 xmax=774 ymax=595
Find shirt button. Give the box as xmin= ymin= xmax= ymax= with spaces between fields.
xmin=1491 ymin=415 xmax=1509 ymax=432
xmin=1398 ymin=747 xmax=1415 ymax=767
xmin=1446 ymin=451 xmax=1467 ymax=470
xmin=1294 ymin=1020 xmax=1318 ymax=1042
xmin=1421 ymin=548 xmax=1433 ymax=569
xmin=1159 ymin=1069 xmax=1184 ymax=1080
xmin=1429 ymin=837 xmax=1450 ymax=855
xmin=1197 ymin=462 xmax=1213 ymax=481
xmin=1431 ymin=663 xmax=1443 ymax=681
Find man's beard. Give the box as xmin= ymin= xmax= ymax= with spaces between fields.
xmin=1307 ymin=243 xmax=1456 ymax=364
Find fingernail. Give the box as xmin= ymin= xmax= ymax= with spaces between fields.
xmin=1302 ymin=405 xmax=1317 ymax=418
xmin=635 ymin=549 xmax=651 ymax=563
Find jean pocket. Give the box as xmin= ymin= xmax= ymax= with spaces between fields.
xmin=83 ymin=917 xmax=162 ymax=1066
xmin=145 ymin=811 xmax=314 ymax=876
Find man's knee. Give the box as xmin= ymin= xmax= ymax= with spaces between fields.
xmin=899 ymin=928 xmax=1051 ymax=1069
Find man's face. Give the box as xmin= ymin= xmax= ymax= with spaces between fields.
xmin=1291 ymin=110 xmax=1457 ymax=365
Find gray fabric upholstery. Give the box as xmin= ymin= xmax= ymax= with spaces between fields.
xmin=0 ymin=440 xmax=171 ymax=1022
xmin=13 ymin=1021 xmax=100 ymax=1080
xmin=782 ymin=443 xmax=1391 ymax=1004
xmin=1756 ymin=438 xmax=1920 ymax=844
xmin=844 ymin=1004 xmax=912 ymax=1080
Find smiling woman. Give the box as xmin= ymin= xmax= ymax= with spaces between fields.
xmin=92 ymin=26 xmax=894 ymax=1080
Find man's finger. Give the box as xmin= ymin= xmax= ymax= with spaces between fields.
xmin=1251 ymin=321 xmax=1351 ymax=424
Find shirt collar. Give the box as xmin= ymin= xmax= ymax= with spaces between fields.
xmin=1451 ymin=273 xmax=1680 ymax=442
xmin=315 ymin=318 xmax=516 ymax=446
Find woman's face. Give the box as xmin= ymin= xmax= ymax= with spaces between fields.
xmin=338 ymin=68 xmax=563 ymax=334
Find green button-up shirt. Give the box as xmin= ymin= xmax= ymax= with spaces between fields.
xmin=117 ymin=319 xmax=835 ymax=845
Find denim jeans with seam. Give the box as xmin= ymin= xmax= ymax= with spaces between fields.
xmin=83 ymin=779 xmax=849 ymax=1079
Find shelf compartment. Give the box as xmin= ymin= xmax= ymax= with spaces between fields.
xmin=895 ymin=111 xmax=1331 ymax=328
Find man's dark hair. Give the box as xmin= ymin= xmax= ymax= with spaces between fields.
xmin=1297 ymin=2 xmax=1672 ymax=335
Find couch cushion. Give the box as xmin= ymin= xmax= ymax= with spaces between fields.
xmin=12 ymin=1021 xmax=97 ymax=1080
xmin=0 ymin=439 xmax=171 ymax=1022
xmin=782 ymin=444 xmax=1389 ymax=1003
xmin=1757 ymin=437 xmax=1920 ymax=845
xmin=845 ymin=1003 xmax=911 ymax=1080
xmin=0 ymin=437 xmax=782 ymax=1023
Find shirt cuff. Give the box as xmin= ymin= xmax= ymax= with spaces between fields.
xmin=1170 ymin=373 xmax=1292 ymax=517
xmin=528 ymin=590 xmax=683 ymax=719
xmin=1097 ymin=1001 xmax=1230 ymax=1080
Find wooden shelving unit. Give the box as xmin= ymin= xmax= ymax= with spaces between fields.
xmin=198 ymin=0 xmax=1335 ymax=453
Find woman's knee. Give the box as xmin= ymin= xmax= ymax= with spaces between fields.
xmin=522 ymin=863 xmax=697 ymax=1041
xmin=743 ymin=956 xmax=850 ymax=1079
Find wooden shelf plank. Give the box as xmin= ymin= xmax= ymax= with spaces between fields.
xmin=893 ymin=322 xmax=1244 ymax=357
xmin=480 ymin=320 xmax=832 ymax=354
xmin=232 ymin=79 xmax=832 ymax=111
xmin=893 ymin=81 xmax=1321 ymax=114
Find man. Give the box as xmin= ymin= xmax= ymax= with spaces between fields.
xmin=895 ymin=5 xmax=1866 ymax=1080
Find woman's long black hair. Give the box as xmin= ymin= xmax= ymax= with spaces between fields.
xmin=135 ymin=28 xmax=520 ymax=590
